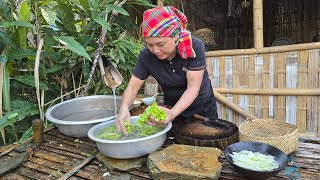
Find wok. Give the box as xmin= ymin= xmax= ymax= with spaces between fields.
xmin=224 ymin=141 xmax=289 ymax=180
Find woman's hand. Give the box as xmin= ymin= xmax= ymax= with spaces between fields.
xmin=115 ymin=109 xmax=131 ymax=135
xmin=149 ymin=106 xmax=176 ymax=125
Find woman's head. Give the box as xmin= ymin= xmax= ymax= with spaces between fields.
xmin=141 ymin=6 xmax=196 ymax=60
xmin=144 ymin=36 xmax=178 ymax=60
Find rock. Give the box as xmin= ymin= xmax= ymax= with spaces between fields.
xmin=0 ymin=152 xmax=28 ymax=176
xmin=14 ymin=143 xmax=38 ymax=152
xmin=96 ymin=153 xmax=146 ymax=172
xmin=148 ymin=144 xmax=222 ymax=180
xmin=104 ymin=173 xmax=131 ymax=180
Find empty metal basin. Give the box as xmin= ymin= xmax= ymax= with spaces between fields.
xmin=45 ymin=95 xmax=122 ymax=137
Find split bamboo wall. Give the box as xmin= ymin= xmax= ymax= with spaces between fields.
xmin=206 ymin=42 xmax=320 ymax=137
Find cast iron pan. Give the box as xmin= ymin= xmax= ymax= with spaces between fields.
xmin=172 ymin=114 xmax=239 ymax=150
xmin=130 ymin=106 xmax=239 ymax=150
xmin=224 ymin=141 xmax=289 ymax=180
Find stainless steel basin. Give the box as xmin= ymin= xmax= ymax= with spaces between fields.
xmin=88 ymin=116 xmax=172 ymax=159
xmin=45 ymin=95 xmax=122 ymax=137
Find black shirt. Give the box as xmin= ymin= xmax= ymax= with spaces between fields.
xmin=133 ymin=36 xmax=217 ymax=119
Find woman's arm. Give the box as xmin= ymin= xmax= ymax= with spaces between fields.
xmin=170 ymin=69 xmax=204 ymax=119
xmin=115 ymin=76 xmax=144 ymax=134
xmin=150 ymin=69 xmax=204 ymax=124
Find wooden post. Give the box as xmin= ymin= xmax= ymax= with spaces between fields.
xmin=157 ymin=0 xmax=164 ymax=7
xmin=32 ymin=119 xmax=44 ymax=144
xmin=253 ymin=0 xmax=264 ymax=48
xmin=144 ymin=76 xmax=158 ymax=96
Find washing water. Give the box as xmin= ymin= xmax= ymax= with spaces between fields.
xmin=112 ymin=88 xmax=117 ymax=116
xmin=60 ymin=110 xmax=115 ymax=121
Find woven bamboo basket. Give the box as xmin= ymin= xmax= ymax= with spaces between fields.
xmin=193 ymin=28 xmax=218 ymax=51
xmin=239 ymin=119 xmax=298 ymax=155
xmin=193 ymin=28 xmax=215 ymax=45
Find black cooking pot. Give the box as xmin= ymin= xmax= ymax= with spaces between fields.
xmin=224 ymin=141 xmax=289 ymax=180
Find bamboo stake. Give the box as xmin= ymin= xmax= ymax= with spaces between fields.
xmin=262 ymin=54 xmax=269 ymax=118
xmin=219 ymin=56 xmax=226 ymax=119
xmin=214 ymin=91 xmax=258 ymax=120
xmin=232 ymin=56 xmax=240 ymax=125
xmin=238 ymin=55 xmax=249 ymax=124
xmin=211 ymin=57 xmax=221 ymax=118
xmin=0 ymin=62 xmax=5 ymax=144
xmin=248 ymin=55 xmax=255 ymax=121
xmin=268 ymin=54 xmax=276 ymax=118
xmin=296 ymin=51 xmax=308 ymax=133
xmin=307 ymin=50 xmax=319 ymax=132
xmin=34 ymin=39 xmax=44 ymax=120
xmin=285 ymin=52 xmax=298 ymax=125
xmin=214 ymin=88 xmax=320 ymax=96
xmin=254 ymin=55 xmax=263 ymax=118
xmin=205 ymin=42 xmax=320 ymax=57
xmin=277 ymin=53 xmax=286 ymax=121
xmin=57 ymin=154 xmax=96 ymax=180
xmin=253 ymin=0 xmax=264 ymax=48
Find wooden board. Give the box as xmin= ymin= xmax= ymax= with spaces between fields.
xmin=1 ymin=128 xmax=319 ymax=179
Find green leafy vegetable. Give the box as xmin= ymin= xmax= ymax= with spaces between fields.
xmin=139 ymin=126 xmax=164 ymax=137
xmin=96 ymin=103 xmax=167 ymax=140
xmin=124 ymin=121 xmax=138 ymax=134
xmin=96 ymin=125 xmax=122 ymax=140
xmin=137 ymin=102 xmax=167 ymax=126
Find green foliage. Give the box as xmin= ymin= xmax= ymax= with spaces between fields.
xmin=0 ymin=104 xmax=39 ymax=129
xmin=53 ymin=36 xmax=91 ymax=61
xmin=19 ymin=127 xmax=32 ymax=143
xmin=17 ymin=2 xmax=31 ymax=48
xmin=41 ymin=7 xmax=57 ymax=25
xmin=0 ymin=0 xmax=153 ymax=145
xmin=13 ymin=75 xmax=49 ymax=90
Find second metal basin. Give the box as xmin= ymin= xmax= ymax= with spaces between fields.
xmin=45 ymin=95 xmax=122 ymax=137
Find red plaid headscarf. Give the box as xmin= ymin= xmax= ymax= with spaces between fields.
xmin=141 ymin=6 xmax=196 ymax=60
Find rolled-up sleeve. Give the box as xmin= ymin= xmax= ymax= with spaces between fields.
xmin=133 ymin=49 xmax=150 ymax=80
xmin=187 ymin=39 xmax=207 ymax=71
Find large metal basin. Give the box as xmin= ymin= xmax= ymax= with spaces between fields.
xmin=87 ymin=116 xmax=172 ymax=159
xmin=45 ymin=95 xmax=122 ymax=137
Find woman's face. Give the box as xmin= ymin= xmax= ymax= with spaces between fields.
xmin=145 ymin=36 xmax=178 ymax=60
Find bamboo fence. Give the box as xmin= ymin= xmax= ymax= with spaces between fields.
xmin=206 ymin=43 xmax=320 ymax=137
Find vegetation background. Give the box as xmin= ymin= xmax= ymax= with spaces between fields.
xmin=0 ymin=0 xmax=156 ymax=146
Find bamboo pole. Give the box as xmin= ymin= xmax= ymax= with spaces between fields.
xmin=214 ymin=91 xmax=258 ymax=120
xmin=253 ymin=0 xmax=264 ymax=48
xmin=214 ymin=88 xmax=320 ymax=96
xmin=205 ymin=42 xmax=320 ymax=57
xmin=0 ymin=62 xmax=5 ymax=144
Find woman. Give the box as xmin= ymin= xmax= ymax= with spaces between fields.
xmin=115 ymin=6 xmax=218 ymax=135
